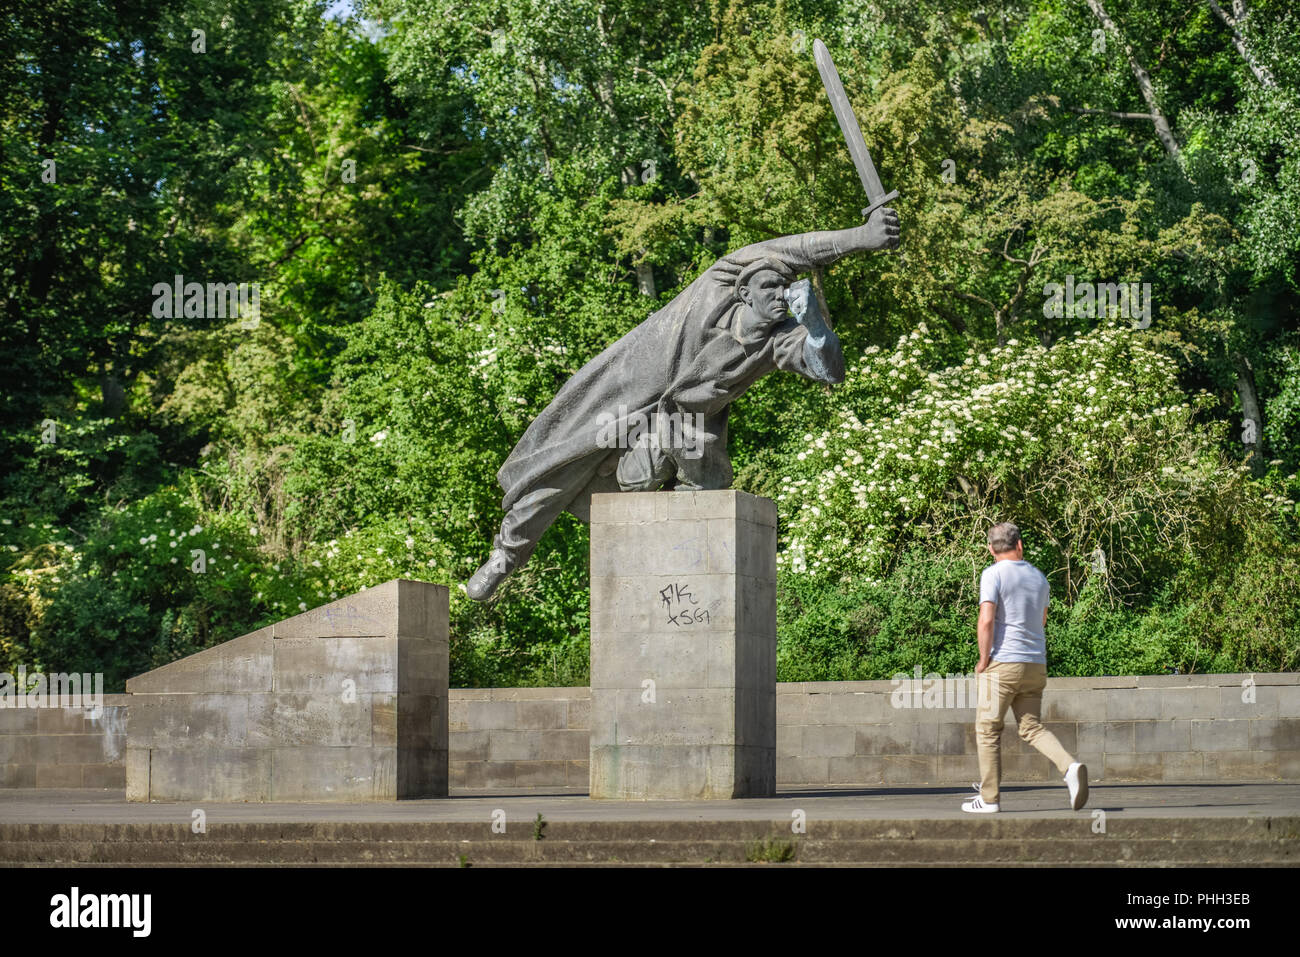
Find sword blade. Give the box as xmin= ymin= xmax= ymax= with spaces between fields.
xmin=813 ymin=38 xmax=887 ymax=204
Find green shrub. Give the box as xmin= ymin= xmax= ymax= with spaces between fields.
xmin=3 ymin=486 xmax=265 ymax=690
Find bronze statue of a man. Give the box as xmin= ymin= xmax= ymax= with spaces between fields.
xmin=467 ymin=210 xmax=900 ymax=600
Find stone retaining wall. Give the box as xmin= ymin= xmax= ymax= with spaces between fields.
xmin=0 ymin=694 xmax=129 ymax=788
xmin=447 ymin=673 xmax=1300 ymax=790
xmin=5 ymin=675 xmax=1297 ymax=791
xmin=776 ymin=673 xmax=1300 ymax=787
xmin=449 ymin=687 xmax=591 ymax=789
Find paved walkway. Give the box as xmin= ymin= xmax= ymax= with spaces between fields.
xmin=2 ymin=782 xmax=1296 ymax=823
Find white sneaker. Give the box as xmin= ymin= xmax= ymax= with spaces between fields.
xmin=961 ymin=795 xmax=1000 ymax=813
xmin=1065 ymin=762 xmax=1088 ymax=810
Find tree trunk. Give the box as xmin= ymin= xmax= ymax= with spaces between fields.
xmin=1234 ymin=351 xmax=1266 ymax=477
xmin=1085 ymin=0 xmax=1181 ymax=161
xmin=1207 ymin=1 xmax=1276 ymax=87
xmin=635 ymin=258 xmax=656 ymax=298
xmin=99 ymin=372 xmax=125 ymax=417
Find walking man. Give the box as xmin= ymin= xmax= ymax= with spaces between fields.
xmin=962 ymin=522 xmax=1088 ymax=813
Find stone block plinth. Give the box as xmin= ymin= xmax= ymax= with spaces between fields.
xmin=589 ymin=490 xmax=777 ymax=799
xmin=125 ymin=579 xmax=448 ymax=802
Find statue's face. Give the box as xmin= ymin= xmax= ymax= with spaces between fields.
xmin=737 ymin=271 xmax=789 ymax=340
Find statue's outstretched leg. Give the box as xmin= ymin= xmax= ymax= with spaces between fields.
xmin=467 ymin=488 xmax=562 ymax=600
xmin=467 ymin=458 xmax=596 ymax=600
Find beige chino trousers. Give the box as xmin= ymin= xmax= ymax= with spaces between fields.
xmin=976 ymin=661 xmax=1076 ymax=804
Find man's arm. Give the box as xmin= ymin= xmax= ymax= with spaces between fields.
xmin=802 ymin=317 xmax=844 ymax=383
xmin=781 ymin=280 xmax=844 ymax=383
xmin=977 ymin=601 xmax=996 ymax=673
xmin=726 ymin=210 xmax=901 ymax=273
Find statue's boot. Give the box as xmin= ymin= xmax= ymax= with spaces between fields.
xmin=466 ymin=546 xmax=512 ymax=601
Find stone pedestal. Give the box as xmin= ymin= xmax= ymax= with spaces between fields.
xmin=125 ymin=579 xmax=448 ymax=802
xmin=589 ymin=490 xmax=777 ymax=799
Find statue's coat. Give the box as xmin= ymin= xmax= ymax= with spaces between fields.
xmin=496 ymin=232 xmax=847 ymax=521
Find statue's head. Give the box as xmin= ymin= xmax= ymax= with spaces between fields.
xmin=735 ymin=258 xmax=795 ymax=340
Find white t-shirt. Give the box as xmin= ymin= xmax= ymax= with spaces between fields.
xmin=979 ymin=560 xmax=1049 ymax=664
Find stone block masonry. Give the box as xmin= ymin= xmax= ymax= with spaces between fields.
xmin=446 ymin=673 xmax=1299 ymax=790
xmin=588 ymin=490 xmax=777 ymax=799
xmin=123 ymin=579 xmax=448 ymax=802
xmin=7 ymin=675 xmax=1296 ymax=791
xmin=0 ymin=695 xmax=128 ymax=788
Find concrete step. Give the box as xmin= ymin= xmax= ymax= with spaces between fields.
xmin=2 ymin=817 xmax=1295 ymax=866
xmin=3 ymin=816 xmax=1294 ymax=840
xmin=1 ymin=838 xmax=1294 ymax=865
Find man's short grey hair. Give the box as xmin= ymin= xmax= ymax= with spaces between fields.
xmin=988 ymin=522 xmax=1021 ymax=553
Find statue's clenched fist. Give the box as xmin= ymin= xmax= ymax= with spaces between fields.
xmin=860 ymin=206 xmax=900 ymax=250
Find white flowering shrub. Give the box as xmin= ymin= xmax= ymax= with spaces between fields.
xmin=2 ymin=488 xmax=262 ymax=688
xmin=764 ymin=321 xmax=1300 ymax=677
xmin=778 ymin=322 xmax=1295 ymax=598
